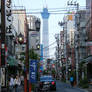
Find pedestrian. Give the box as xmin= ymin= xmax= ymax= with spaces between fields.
xmin=9 ymin=75 xmax=14 ymax=92
xmin=14 ymin=75 xmax=21 ymax=92
xmin=70 ymin=76 xmax=74 ymax=87
xmin=20 ymin=75 xmax=24 ymax=86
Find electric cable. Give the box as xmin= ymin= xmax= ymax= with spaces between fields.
xmin=43 ymin=37 xmax=64 ymax=50
xmin=43 ymin=41 xmax=56 ymax=49
xmin=11 ymin=5 xmax=87 ymax=15
xmin=11 ymin=10 xmax=89 ymax=15
xmin=12 ymin=5 xmax=86 ymax=10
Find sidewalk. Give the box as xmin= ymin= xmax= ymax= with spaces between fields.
xmin=85 ymin=85 xmax=92 ymax=92
xmin=77 ymin=87 xmax=89 ymax=92
xmin=73 ymin=84 xmax=92 ymax=92
xmin=1 ymin=85 xmax=24 ymax=92
xmin=59 ymin=80 xmax=91 ymax=92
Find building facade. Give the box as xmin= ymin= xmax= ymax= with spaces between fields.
xmin=27 ymin=15 xmax=41 ymax=56
xmin=60 ymin=31 xmax=65 ymax=66
xmin=75 ymin=10 xmax=87 ymax=62
xmin=67 ymin=14 xmax=75 ymax=68
xmin=12 ymin=9 xmax=27 ymax=65
xmin=86 ymin=0 xmax=92 ymax=82
xmin=86 ymin=0 xmax=92 ymax=56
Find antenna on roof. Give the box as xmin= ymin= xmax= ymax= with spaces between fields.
xmin=43 ymin=0 xmax=48 ymax=8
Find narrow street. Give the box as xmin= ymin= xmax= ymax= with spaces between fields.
xmin=0 ymin=0 xmax=92 ymax=92
xmin=51 ymin=80 xmax=88 ymax=92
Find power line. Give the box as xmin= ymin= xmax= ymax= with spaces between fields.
xmin=11 ymin=5 xmax=87 ymax=12
xmin=11 ymin=10 xmax=89 ymax=15
xmin=43 ymin=37 xmax=64 ymax=50
xmin=12 ymin=5 xmax=86 ymax=10
xmin=11 ymin=4 xmax=89 ymax=15
xmin=43 ymin=46 xmax=56 ymax=51
xmin=43 ymin=41 xmax=56 ymax=49
xmin=12 ymin=11 xmax=89 ymax=15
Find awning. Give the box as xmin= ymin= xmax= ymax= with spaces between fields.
xmin=83 ymin=56 xmax=92 ymax=64
xmin=7 ymin=56 xmax=18 ymax=66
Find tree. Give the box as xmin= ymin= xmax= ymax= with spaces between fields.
xmin=19 ymin=52 xmax=25 ymax=63
xmin=29 ymin=48 xmax=40 ymax=81
xmin=29 ymin=48 xmax=39 ymax=60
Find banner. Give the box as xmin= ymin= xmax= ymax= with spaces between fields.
xmin=29 ymin=60 xmax=37 ymax=83
xmin=1 ymin=67 xmax=5 ymax=86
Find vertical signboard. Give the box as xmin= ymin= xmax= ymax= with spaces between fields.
xmin=29 ymin=60 xmax=37 ymax=83
xmin=0 ymin=0 xmax=1 ymax=90
xmin=1 ymin=67 xmax=5 ymax=86
xmin=0 ymin=0 xmax=1 ymax=66
xmin=40 ymin=44 xmax=43 ymax=72
xmin=0 ymin=39 xmax=1 ymax=66
xmin=1 ymin=0 xmax=6 ymax=66
xmin=0 ymin=68 xmax=1 ymax=92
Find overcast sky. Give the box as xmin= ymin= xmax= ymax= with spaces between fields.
xmin=12 ymin=0 xmax=86 ymax=59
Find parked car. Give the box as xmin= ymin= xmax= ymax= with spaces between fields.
xmin=38 ymin=75 xmax=56 ymax=91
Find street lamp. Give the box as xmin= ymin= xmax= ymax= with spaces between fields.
xmin=35 ymin=19 xmax=41 ymax=51
xmin=36 ymin=44 xmax=40 ymax=50
xmin=35 ymin=19 xmax=41 ymax=31
xmin=18 ymin=33 xmax=24 ymax=44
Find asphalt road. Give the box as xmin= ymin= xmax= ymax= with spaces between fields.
xmin=50 ymin=80 xmax=88 ymax=92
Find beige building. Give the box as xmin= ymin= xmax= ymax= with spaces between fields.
xmin=12 ymin=9 xmax=27 ymax=64
xmin=12 ymin=9 xmax=27 ymax=37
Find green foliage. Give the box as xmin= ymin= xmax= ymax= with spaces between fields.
xmin=70 ymin=70 xmax=76 ymax=80
xmin=51 ymin=69 xmax=56 ymax=75
xmin=43 ymin=70 xmax=49 ymax=75
xmin=20 ymin=52 xmax=25 ymax=55
xmin=31 ymin=84 xmax=35 ymax=91
xmin=61 ymin=78 xmax=66 ymax=83
xmin=19 ymin=52 xmax=25 ymax=63
xmin=29 ymin=48 xmax=39 ymax=60
xmin=19 ymin=57 xmax=25 ymax=61
xmin=29 ymin=48 xmax=40 ymax=90
xmin=79 ymin=77 xmax=89 ymax=88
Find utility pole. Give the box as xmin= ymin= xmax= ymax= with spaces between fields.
xmin=57 ymin=34 xmax=60 ymax=78
xmin=64 ymin=23 xmax=68 ymax=82
xmin=0 ymin=1 xmax=1 ymax=91
xmin=58 ymin=21 xmax=68 ymax=82
xmin=1 ymin=0 xmax=6 ymax=91
xmin=67 ymin=0 xmax=79 ymax=85
xmin=24 ymin=20 xmax=29 ymax=92
xmin=76 ymin=3 xmax=79 ymax=85
xmin=55 ymin=34 xmax=60 ymax=79
xmin=1 ymin=0 xmax=6 ymax=66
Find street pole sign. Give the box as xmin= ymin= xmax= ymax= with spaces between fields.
xmin=29 ymin=60 xmax=37 ymax=83
xmin=1 ymin=67 xmax=5 ymax=87
xmin=1 ymin=0 xmax=6 ymax=66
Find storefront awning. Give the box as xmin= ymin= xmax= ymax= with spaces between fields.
xmin=7 ymin=56 xmax=18 ymax=66
xmin=83 ymin=56 xmax=92 ymax=64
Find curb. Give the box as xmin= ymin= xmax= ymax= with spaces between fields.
xmin=77 ymin=88 xmax=89 ymax=92
xmin=87 ymin=89 xmax=92 ymax=92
